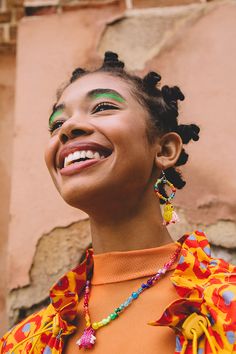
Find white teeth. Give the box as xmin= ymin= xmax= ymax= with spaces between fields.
xmin=86 ymin=150 xmax=94 ymax=159
xmin=80 ymin=151 xmax=86 ymax=159
xmin=63 ymin=150 xmax=104 ymax=168
xmin=73 ymin=151 xmax=81 ymax=160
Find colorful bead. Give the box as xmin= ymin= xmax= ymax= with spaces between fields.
xmin=101 ymin=319 xmax=109 ymax=325
xmin=110 ymin=313 xmax=118 ymax=320
xmin=92 ymin=323 xmax=99 ymax=330
xmin=77 ymin=246 xmax=181 ymax=350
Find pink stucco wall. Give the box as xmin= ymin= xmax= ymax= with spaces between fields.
xmin=149 ymin=3 xmax=236 ymax=224
xmin=8 ymin=2 xmax=236 ymax=293
xmin=8 ymin=4 xmax=123 ymax=289
xmin=0 ymin=54 xmax=15 ymax=334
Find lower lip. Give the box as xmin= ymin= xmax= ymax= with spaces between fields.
xmin=59 ymin=159 xmax=104 ymax=176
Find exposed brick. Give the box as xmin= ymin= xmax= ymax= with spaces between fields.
xmin=0 ymin=42 xmax=16 ymax=54
xmin=0 ymin=11 xmax=11 ymax=23
xmin=0 ymin=26 xmax=4 ymax=43
xmin=61 ymin=0 xmax=118 ymax=11
xmin=9 ymin=24 xmax=17 ymax=41
xmin=7 ymin=0 xmax=24 ymax=8
xmin=25 ymin=6 xmax=57 ymax=16
xmin=12 ymin=7 xmax=25 ymax=21
xmin=133 ymin=0 xmax=204 ymax=7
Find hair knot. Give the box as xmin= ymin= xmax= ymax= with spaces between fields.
xmin=102 ymin=51 xmax=124 ymax=69
xmin=177 ymin=124 xmax=200 ymax=144
xmin=161 ymin=85 xmax=185 ymax=103
xmin=143 ymin=71 xmax=161 ymax=86
xmin=70 ymin=68 xmax=86 ymax=83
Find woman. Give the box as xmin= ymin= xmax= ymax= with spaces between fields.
xmin=1 ymin=52 xmax=236 ymax=353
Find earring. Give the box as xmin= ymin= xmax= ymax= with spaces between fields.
xmin=154 ymin=171 xmax=179 ymax=226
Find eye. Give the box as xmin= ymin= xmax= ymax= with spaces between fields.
xmin=92 ymin=102 xmax=119 ymax=114
xmin=48 ymin=120 xmax=65 ymax=133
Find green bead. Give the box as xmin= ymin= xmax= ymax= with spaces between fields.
xmin=102 ymin=318 xmax=109 ymax=325
xmin=110 ymin=312 xmax=118 ymax=320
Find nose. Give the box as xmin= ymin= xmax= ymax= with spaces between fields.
xmin=59 ymin=118 xmax=94 ymax=144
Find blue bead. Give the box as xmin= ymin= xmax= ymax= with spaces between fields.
xmin=132 ymin=292 xmax=139 ymax=299
xmin=141 ymin=283 xmax=147 ymax=289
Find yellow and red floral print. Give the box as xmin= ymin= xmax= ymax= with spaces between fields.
xmin=1 ymin=231 xmax=236 ymax=353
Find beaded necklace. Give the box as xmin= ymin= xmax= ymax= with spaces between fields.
xmin=76 ymin=245 xmax=181 ymax=350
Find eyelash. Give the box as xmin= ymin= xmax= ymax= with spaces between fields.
xmin=48 ymin=120 xmax=65 ymax=133
xmin=92 ymin=102 xmax=119 ymax=113
xmin=48 ymin=102 xmax=119 ymax=133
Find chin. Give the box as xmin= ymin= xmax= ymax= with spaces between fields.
xmin=58 ymin=179 xmax=108 ymax=212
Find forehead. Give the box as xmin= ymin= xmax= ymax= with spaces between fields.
xmin=58 ymin=72 xmax=134 ymax=104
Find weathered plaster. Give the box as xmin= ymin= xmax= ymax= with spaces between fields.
xmin=170 ymin=208 xmax=236 ymax=250
xmin=98 ymin=1 xmax=236 ymax=226
xmin=98 ymin=3 xmax=218 ymax=70
xmin=145 ymin=2 xmax=236 ymax=226
xmin=6 ymin=0 xmax=236 ymax=328
xmin=8 ymin=3 xmax=124 ymax=291
xmin=8 ymin=220 xmax=91 ymax=326
xmin=9 ymin=214 xmax=236 ymax=326
xmin=0 ymin=54 xmax=16 ymax=335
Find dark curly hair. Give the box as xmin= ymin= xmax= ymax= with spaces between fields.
xmin=56 ymin=51 xmax=200 ymax=202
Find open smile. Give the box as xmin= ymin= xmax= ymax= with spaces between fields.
xmin=57 ymin=141 xmax=112 ymax=176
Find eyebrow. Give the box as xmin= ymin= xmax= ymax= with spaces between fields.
xmin=87 ymin=88 xmax=126 ymax=103
xmin=48 ymin=89 xmax=125 ymax=125
xmin=49 ymin=104 xmax=65 ymax=125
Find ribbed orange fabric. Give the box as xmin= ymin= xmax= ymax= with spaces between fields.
xmin=64 ymin=243 xmax=179 ymax=354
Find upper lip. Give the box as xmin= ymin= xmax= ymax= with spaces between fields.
xmin=57 ymin=141 xmax=113 ymax=169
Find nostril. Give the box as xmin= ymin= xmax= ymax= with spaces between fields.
xmin=60 ymin=134 xmax=69 ymax=144
xmin=71 ymin=129 xmax=87 ymax=136
xmin=60 ymin=128 xmax=89 ymax=144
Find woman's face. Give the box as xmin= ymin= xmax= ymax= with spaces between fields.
xmin=45 ymin=72 xmax=161 ymax=213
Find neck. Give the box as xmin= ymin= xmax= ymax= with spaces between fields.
xmin=89 ymin=193 xmax=173 ymax=254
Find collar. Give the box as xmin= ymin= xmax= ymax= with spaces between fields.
xmin=91 ymin=242 xmax=178 ymax=285
xmin=49 ymin=234 xmax=189 ymax=322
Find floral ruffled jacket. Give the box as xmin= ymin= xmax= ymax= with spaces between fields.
xmin=1 ymin=230 xmax=236 ymax=353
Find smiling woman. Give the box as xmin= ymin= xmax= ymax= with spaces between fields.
xmin=1 ymin=52 xmax=236 ymax=354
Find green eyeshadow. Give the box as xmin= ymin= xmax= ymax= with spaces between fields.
xmin=93 ymin=92 xmax=125 ymax=103
xmin=49 ymin=109 xmax=64 ymax=126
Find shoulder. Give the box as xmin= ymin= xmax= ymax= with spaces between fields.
xmin=0 ymin=304 xmax=56 ymax=353
xmin=153 ymin=230 xmax=236 ymax=353
xmin=173 ymin=229 xmax=236 ymax=290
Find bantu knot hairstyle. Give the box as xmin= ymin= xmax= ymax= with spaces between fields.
xmin=101 ymin=51 xmax=125 ymax=69
xmin=70 ymin=68 xmax=87 ymax=83
xmin=61 ymin=51 xmax=200 ymax=199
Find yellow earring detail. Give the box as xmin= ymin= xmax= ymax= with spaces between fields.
xmin=154 ymin=171 xmax=179 ymax=226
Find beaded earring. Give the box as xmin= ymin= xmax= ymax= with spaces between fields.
xmin=154 ymin=171 xmax=179 ymax=226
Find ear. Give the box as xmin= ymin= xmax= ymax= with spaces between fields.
xmin=154 ymin=132 xmax=182 ymax=170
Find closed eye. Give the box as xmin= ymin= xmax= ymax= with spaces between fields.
xmin=92 ymin=102 xmax=120 ymax=114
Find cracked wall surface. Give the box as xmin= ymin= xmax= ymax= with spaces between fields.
xmin=4 ymin=0 xmax=236 ymax=331
xmin=0 ymin=54 xmax=16 ymax=335
xmin=9 ymin=220 xmax=91 ymax=326
xmin=98 ymin=3 xmax=212 ymax=70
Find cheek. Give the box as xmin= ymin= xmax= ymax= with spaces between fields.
xmin=44 ymin=136 xmax=58 ymax=172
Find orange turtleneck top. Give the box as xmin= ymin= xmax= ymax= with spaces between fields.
xmin=64 ymin=242 xmax=179 ymax=353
